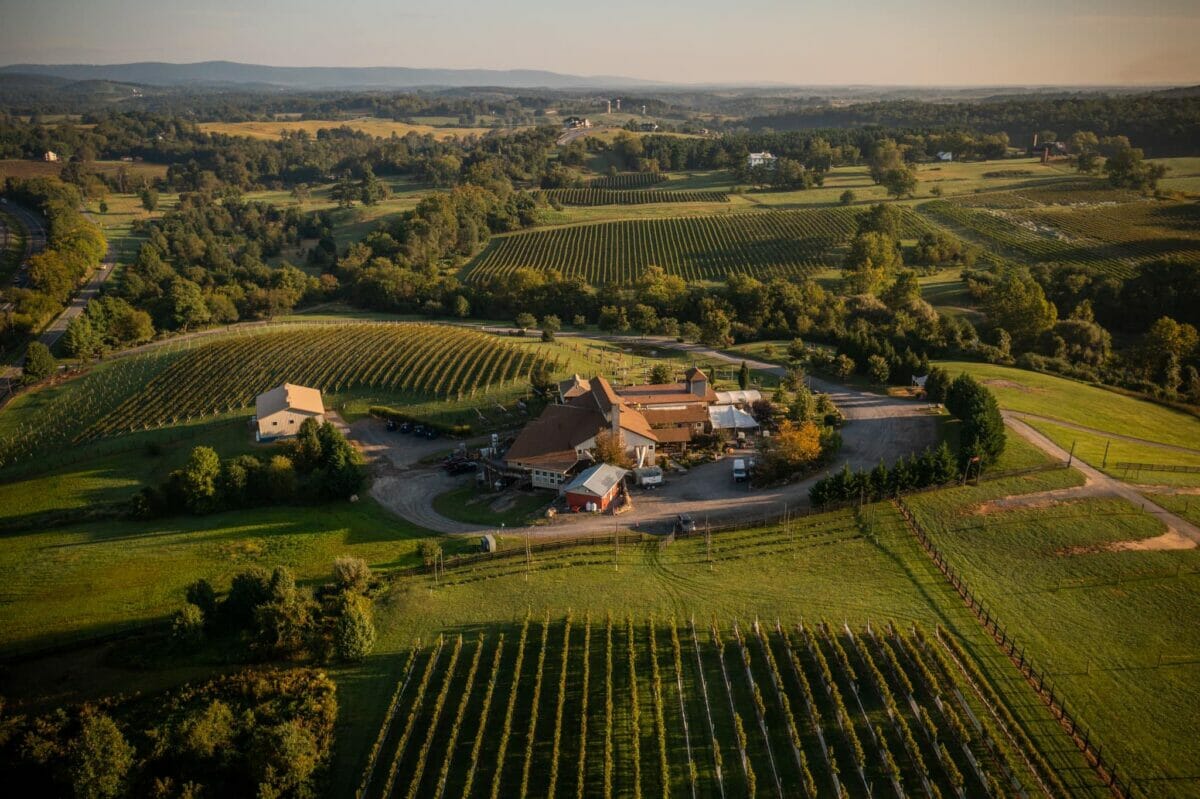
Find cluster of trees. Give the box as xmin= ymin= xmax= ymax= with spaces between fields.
xmin=809 ymin=442 xmax=959 ymax=507
xmin=932 ymin=370 xmax=1007 ymax=468
xmin=63 ymin=295 xmax=155 ymax=359
xmin=968 ymin=259 xmax=1200 ymax=402
xmin=119 ymin=192 xmax=328 ymax=331
xmin=174 ymin=557 xmax=377 ymax=662
xmin=744 ymin=96 xmax=1200 ymax=157
xmin=755 ymin=419 xmax=840 ymax=484
xmin=1 ymin=177 xmax=107 ymax=347
xmin=0 ymin=112 xmax=563 ymax=192
xmin=0 ymin=663 xmax=338 ymax=798
xmin=134 ymin=419 xmax=364 ymax=517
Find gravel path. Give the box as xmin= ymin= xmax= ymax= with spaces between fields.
xmin=1001 ymin=413 xmax=1200 ymax=546
xmin=1009 ymin=411 xmax=1200 ymax=456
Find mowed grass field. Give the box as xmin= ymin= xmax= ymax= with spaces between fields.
xmin=938 ymin=360 xmax=1200 ymax=462
xmin=198 ymin=118 xmax=501 ymax=141
xmin=0 ymin=497 xmax=431 ymax=657
xmin=906 ymin=487 xmax=1200 ymax=797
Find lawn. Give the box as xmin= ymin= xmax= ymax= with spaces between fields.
xmin=0 ymin=497 xmax=434 ymax=656
xmin=905 ymin=489 xmax=1200 ymax=797
xmin=1024 ymin=417 xmax=1200 ymax=486
xmin=938 ymin=360 xmax=1200 ymax=451
xmin=432 ymin=485 xmax=552 ymax=528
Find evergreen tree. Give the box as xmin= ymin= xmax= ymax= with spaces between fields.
xmin=335 ymin=593 xmax=377 ymax=661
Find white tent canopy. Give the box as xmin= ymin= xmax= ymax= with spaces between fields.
xmin=714 ymin=389 xmax=762 ymax=405
xmin=708 ymin=404 xmax=759 ymax=430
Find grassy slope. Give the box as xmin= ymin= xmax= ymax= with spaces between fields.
xmin=906 ymin=489 xmax=1200 ymax=797
xmin=938 ymin=360 xmax=1200 ymax=450
xmin=0 ymin=497 xmax=433 ymax=655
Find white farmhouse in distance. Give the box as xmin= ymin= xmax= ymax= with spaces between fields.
xmin=254 ymin=383 xmax=325 ymax=441
xmin=747 ymin=151 xmax=777 ymax=169
xmin=43 ymin=151 xmax=59 ymax=162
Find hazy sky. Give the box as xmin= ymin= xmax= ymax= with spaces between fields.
xmin=2 ymin=0 xmax=1199 ymax=85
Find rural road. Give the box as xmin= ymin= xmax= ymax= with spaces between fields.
xmin=0 ymin=198 xmax=47 ymax=289
xmin=358 ymin=333 xmax=942 ymax=536
xmin=1001 ymin=413 xmax=1200 ymax=545
xmin=37 ymin=208 xmax=118 ymax=351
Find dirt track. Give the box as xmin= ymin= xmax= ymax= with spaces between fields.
xmin=1000 ymin=413 xmax=1200 ymax=548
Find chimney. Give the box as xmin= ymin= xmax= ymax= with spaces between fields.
xmin=610 ymin=402 xmax=621 ymax=438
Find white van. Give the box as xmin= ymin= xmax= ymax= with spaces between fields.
xmin=732 ymin=458 xmax=748 ymax=482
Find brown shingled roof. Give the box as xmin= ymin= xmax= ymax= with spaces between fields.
xmin=505 ymin=404 xmax=604 ymax=463
xmin=641 ymin=406 xmax=709 ymax=425
xmin=618 ymin=382 xmax=718 ymax=406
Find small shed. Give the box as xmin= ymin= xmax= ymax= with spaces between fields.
xmin=43 ymin=151 xmax=59 ymax=162
xmin=563 ymin=463 xmax=628 ymax=513
xmin=479 ymin=534 xmax=497 ymax=553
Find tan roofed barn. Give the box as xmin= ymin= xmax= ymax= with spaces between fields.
xmin=255 ymin=383 xmax=325 ymax=441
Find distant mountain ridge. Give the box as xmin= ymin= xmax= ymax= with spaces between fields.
xmin=0 ymin=61 xmax=660 ymax=90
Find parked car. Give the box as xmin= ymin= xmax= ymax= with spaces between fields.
xmin=398 ymin=422 xmax=412 ymax=434
xmin=446 ymin=461 xmax=477 ymax=476
xmin=674 ymin=514 xmax=697 ymax=534
xmin=732 ymin=458 xmax=748 ymax=482
xmin=385 ymin=418 xmax=397 ymax=432
xmin=424 ymin=428 xmax=440 ymax=440
xmin=412 ymin=424 xmax=426 ymax=436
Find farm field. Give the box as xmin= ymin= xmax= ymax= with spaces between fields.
xmin=0 ymin=323 xmax=558 ymax=469
xmin=335 ymin=494 xmax=1109 ymax=798
xmin=919 ymin=185 xmax=1200 ymax=278
xmin=541 ymin=187 xmax=728 ymax=205
xmin=0 ymin=158 xmax=169 ymax=182
xmin=906 ymin=490 xmax=1200 ymax=797
xmin=354 ymin=614 xmax=1046 ymax=799
xmin=197 ymin=117 xmax=501 ymax=141
xmin=464 ymin=207 xmax=931 ymax=284
xmin=0 ymin=417 xmax=255 ymax=524
xmin=1023 ymin=418 xmax=1200 ymax=485
xmin=937 ymin=360 xmax=1200 ymax=452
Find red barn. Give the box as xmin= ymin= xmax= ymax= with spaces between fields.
xmin=563 ymin=463 xmax=628 ymax=513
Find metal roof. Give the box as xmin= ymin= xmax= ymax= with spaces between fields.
xmin=562 ymin=463 xmax=628 ymax=497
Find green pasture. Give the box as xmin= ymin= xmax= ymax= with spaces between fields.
xmin=0 ymin=497 xmax=433 ymax=657
xmin=937 ymin=360 xmax=1200 ymax=451
xmin=906 ymin=490 xmax=1200 ymax=797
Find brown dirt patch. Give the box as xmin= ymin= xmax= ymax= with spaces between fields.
xmin=1058 ymin=529 xmax=1196 ymax=555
